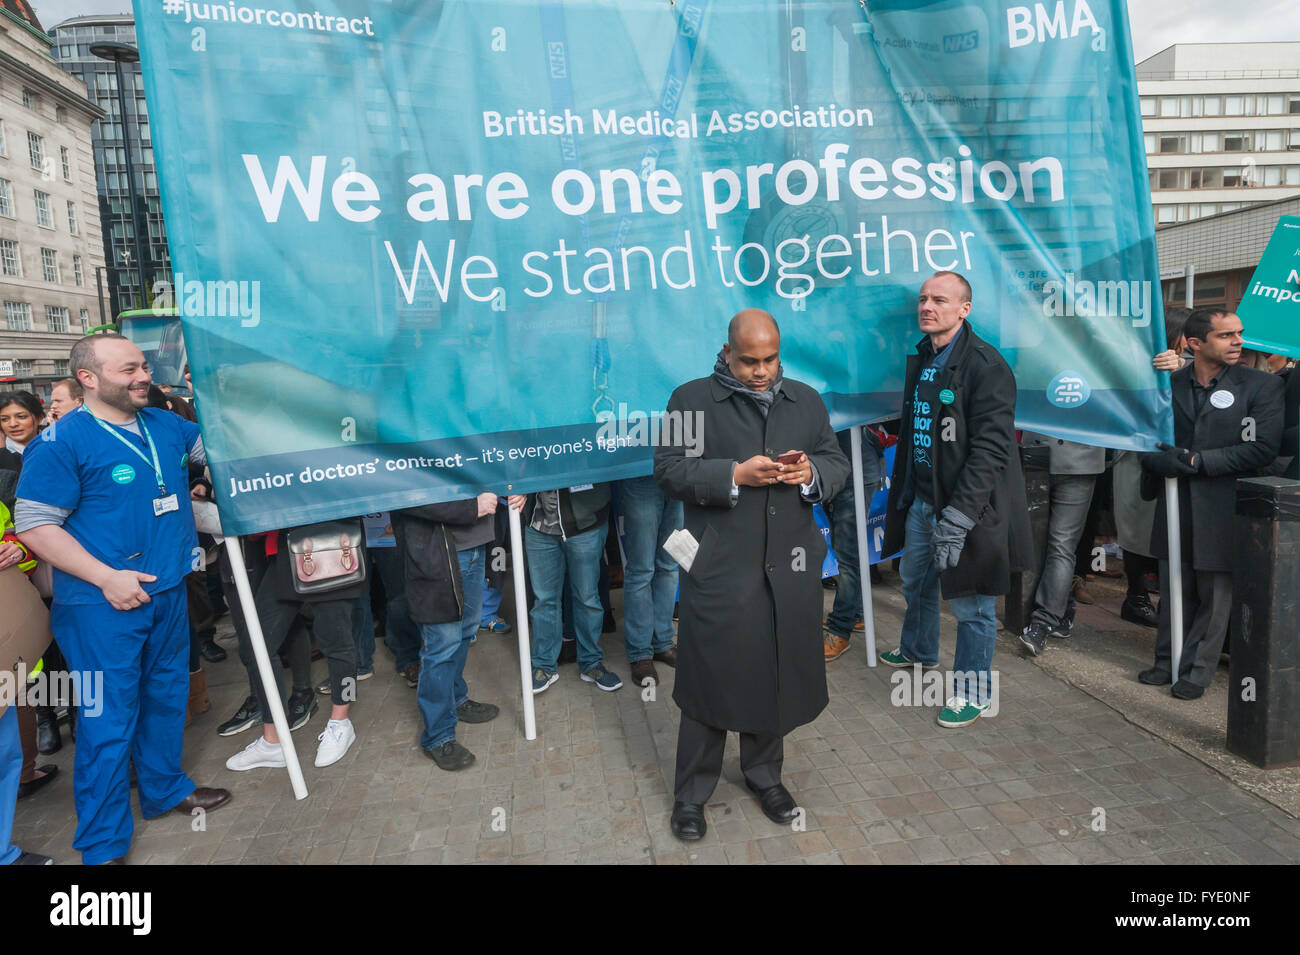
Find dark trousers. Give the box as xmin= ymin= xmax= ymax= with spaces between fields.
xmin=250 ymin=557 xmax=358 ymax=714
xmin=673 ymin=712 xmax=783 ymax=805
xmin=1154 ymin=560 xmax=1233 ymax=687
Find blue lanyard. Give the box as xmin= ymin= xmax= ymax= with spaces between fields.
xmin=91 ymin=413 xmax=167 ymax=496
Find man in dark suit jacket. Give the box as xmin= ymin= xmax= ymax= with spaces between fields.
xmin=1140 ymin=307 xmax=1284 ymax=699
xmin=654 ymin=309 xmax=849 ymax=841
xmin=881 ymin=272 xmax=1032 ymax=728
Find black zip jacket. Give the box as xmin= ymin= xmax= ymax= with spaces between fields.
xmin=393 ymin=499 xmax=481 ymax=625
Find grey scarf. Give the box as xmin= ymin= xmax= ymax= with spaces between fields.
xmin=712 ymin=349 xmax=784 ymax=417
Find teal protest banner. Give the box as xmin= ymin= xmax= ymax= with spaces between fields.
xmin=133 ymin=0 xmax=1171 ymax=535
xmin=1239 ymin=215 xmax=1300 ymax=359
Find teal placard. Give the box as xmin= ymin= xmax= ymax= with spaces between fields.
xmin=1239 ymin=216 xmax=1300 ymax=359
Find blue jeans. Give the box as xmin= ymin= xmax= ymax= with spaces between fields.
xmin=527 ymin=524 xmax=608 ymax=672
xmin=481 ymin=582 xmax=503 ymax=625
xmin=898 ymin=499 xmax=997 ymax=706
xmin=826 ymin=483 xmax=865 ymax=637
xmin=617 ymin=476 xmax=682 ymax=661
xmin=372 ymin=546 xmax=421 ymax=671
xmin=417 ymin=545 xmax=485 ymax=749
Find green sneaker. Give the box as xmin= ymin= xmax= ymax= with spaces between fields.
xmin=879 ymin=647 xmax=914 ymax=668
xmin=937 ymin=697 xmax=989 ymax=728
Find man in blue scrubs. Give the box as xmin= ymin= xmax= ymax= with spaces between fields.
xmin=15 ymin=334 xmax=231 ymax=865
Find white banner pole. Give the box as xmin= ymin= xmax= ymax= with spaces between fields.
xmin=507 ymin=501 xmax=538 ymax=741
xmin=222 ymin=536 xmax=308 ymax=799
xmin=1165 ymin=479 xmax=1184 ymax=682
xmin=849 ymin=428 xmax=878 ymax=666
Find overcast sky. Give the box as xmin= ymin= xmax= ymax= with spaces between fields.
xmin=25 ymin=0 xmax=1300 ymax=63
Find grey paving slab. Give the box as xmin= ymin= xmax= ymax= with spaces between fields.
xmin=11 ymin=575 xmax=1300 ymax=864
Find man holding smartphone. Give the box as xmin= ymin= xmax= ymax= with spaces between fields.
xmin=654 ymin=309 xmax=849 ymax=841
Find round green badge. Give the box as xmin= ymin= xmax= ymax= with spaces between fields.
xmin=112 ymin=464 xmax=136 ymax=484
xmin=939 ymin=389 xmax=956 ymax=405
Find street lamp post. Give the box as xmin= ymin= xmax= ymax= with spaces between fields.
xmin=90 ymin=41 xmax=149 ymax=313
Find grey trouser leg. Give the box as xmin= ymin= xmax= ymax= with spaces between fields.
xmin=1030 ymin=474 xmax=1096 ymax=629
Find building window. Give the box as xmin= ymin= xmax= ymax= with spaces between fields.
xmin=73 ymin=255 xmax=83 ymax=286
xmin=1201 ymin=96 xmax=1221 ymax=116
xmin=1159 ymin=97 xmax=1179 ymax=118
xmin=13 ymin=360 xmax=33 ymax=377
xmin=27 ymin=131 xmax=44 ymax=170
xmin=0 ymin=240 xmax=19 ymax=277
xmin=34 ymin=191 xmax=53 ymax=227
xmin=1223 ymin=167 xmax=1247 ymax=188
xmin=80 ymin=308 xmax=89 ymax=333
xmin=0 ymin=179 xmax=12 ymax=217
xmin=60 ymin=146 xmax=72 ymax=179
xmin=41 ymin=248 xmax=60 ymax=283
xmin=0 ymin=120 xmax=7 ymax=157
xmin=4 ymin=302 xmax=33 ymax=331
xmin=55 ymin=106 xmax=67 ymax=124
xmin=1158 ymin=135 xmax=1184 ymax=154
xmin=54 ymin=360 xmax=70 ymax=376
xmin=1156 ymin=205 xmax=1177 ymax=224
xmin=22 ymin=88 xmax=35 ymax=109
xmin=1157 ymin=169 xmax=1182 ymax=190
xmin=1189 ymin=168 xmax=1223 ymax=189
xmin=45 ymin=306 xmax=69 ymax=334
xmin=1144 ymin=133 xmax=1156 ymax=155
xmin=66 ymin=201 xmax=78 ymax=234
xmin=1225 ymin=95 xmax=1244 ymax=116
xmin=1139 ymin=97 xmax=1156 ymax=117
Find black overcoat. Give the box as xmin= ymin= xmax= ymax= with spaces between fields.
xmin=883 ymin=322 xmax=1032 ymax=598
xmin=1145 ymin=362 xmax=1284 ymax=572
xmin=654 ymin=375 xmax=849 ymax=737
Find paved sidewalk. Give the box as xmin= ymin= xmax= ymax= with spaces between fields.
xmin=13 ymin=576 xmax=1300 ymax=864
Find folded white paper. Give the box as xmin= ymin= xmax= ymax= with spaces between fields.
xmin=192 ymin=500 xmax=225 ymax=541
xmin=662 ymin=527 xmax=700 ymax=573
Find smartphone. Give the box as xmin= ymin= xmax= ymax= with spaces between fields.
xmin=776 ymin=451 xmax=803 ymax=466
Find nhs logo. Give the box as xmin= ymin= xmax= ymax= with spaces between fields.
xmin=1007 ymin=1 xmax=1106 ymax=50
xmin=943 ymin=30 xmax=979 ymax=53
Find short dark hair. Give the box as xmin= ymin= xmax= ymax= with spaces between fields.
xmin=1163 ymin=306 xmax=1191 ymax=349
xmin=1183 ymin=307 xmax=1229 ymax=345
xmin=929 ymin=271 xmax=972 ymax=303
xmin=52 ymin=377 xmax=83 ymax=400
xmin=0 ymin=390 xmax=44 ymax=421
xmin=69 ymin=332 xmax=130 ymax=378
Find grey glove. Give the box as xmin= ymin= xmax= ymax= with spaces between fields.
xmin=932 ymin=506 xmax=976 ymax=572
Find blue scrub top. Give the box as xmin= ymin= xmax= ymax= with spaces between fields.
xmin=17 ymin=407 xmax=201 ymax=606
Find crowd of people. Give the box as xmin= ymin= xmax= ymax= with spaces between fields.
xmin=1 ymin=271 xmax=1295 ymax=860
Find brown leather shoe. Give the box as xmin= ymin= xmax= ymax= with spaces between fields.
xmin=824 ymin=632 xmax=851 ymax=661
xmin=1070 ymin=575 xmax=1095 ymax=605
xmin=630 ymin=659 xmax=658 ymax=686
xmin=652 ymin=647 xmax=677 ymax=668
xmin=171 ymin=787 xmax=232 ymax=816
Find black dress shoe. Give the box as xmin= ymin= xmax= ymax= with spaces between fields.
xmin=200 ymin=639 xmax=228 ymax=663
xmin=1171 ymin=679 xmax=1205 ymax=700
xmin=17 ymin=765 xmax=58 ymax=799
xmin=456 ymin=699 xmax=500 ymax=724
xmin=35 ymin=706 xmax=61 ymax=755
xmin=1138 ymin=667 xmax=1171 ymax=686
xmin=745 ymin=780 xmax=798 ymax=825
xmin=1121 ymin=594 xmax=1158 ymax=628
xmin=670 ymin=801 xmax=706 ymax=841
xmin=424 ymin=740 xmax=475 ymax=771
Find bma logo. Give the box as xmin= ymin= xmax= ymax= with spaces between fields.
xmin=943 ymin=30 xmax=979 ymax=53
xmin=1048 ymin=371 xmax=1091 ymax=408
xmin=1007 ymin=1 xmax=1106 ymax=50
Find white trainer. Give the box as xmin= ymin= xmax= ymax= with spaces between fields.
xmin=225 ymin=736 xmax=286 ymax=771
xmin=314 ymin=718 xmax=356 ymax=767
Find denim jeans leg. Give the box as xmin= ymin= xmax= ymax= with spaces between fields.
xmin=480 ymin=582 xmax=503 ymax=626
xmin=452 ymin=547 xmax=486 ymax=707
xmin=950 ymin=594 xmax=998 ymax=706
xmin=1030 ymin=474 xmax=1095 ymax=629
xmin=826 ymin=484 xmax=863 ymax=637
xmin=525 ymin=527 xmax=564 ymax=672
xmin=619 ymin=476 xmax=664 ymax=662
xmin=898 ymin=501 xmax=941 ymax=666
xmin=565 ymin=524 xmax=609 ymax=672
xmin=651 ymin=496 xmax=683 ymax=653
xmin=417 ymin=618 xmax=462 ymax=750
